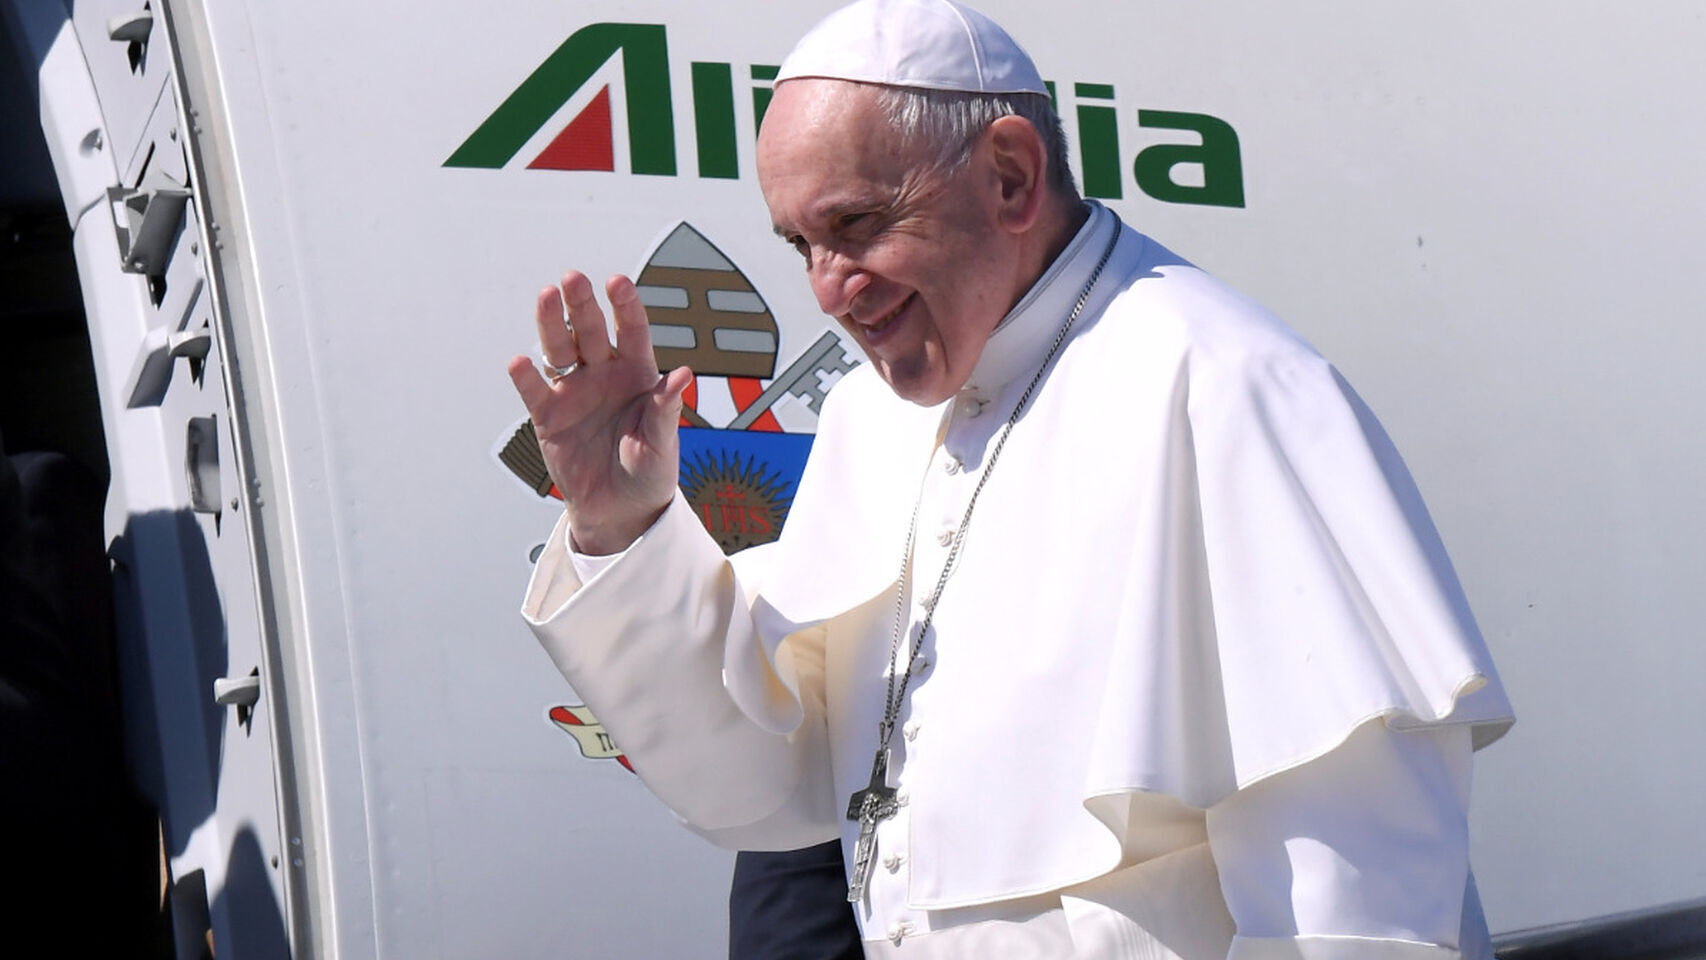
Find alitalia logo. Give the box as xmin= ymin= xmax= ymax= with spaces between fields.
xmin=447 ymin=22 xmax=1245 ymax=208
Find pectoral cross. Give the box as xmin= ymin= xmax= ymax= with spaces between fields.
xmin=845 ymin=748 xmax=899 ymax=902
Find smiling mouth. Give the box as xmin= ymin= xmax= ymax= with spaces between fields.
xmin=863 ymin=295 xmax=912 ymax=336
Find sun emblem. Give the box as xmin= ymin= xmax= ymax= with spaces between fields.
xmin=679 ymin=448 xmax=794 ymax=553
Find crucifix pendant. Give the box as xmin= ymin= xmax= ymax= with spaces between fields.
xmin=845 ymin=748 xmax=899 ymax=902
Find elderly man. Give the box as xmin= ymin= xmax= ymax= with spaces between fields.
xmin=508 ymin=0 xmax=1513 ymax=956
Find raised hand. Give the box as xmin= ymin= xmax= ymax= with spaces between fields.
xmin=507 ymin=271 xmax=693 ymax=556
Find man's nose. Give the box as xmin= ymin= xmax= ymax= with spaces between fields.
xmin=807 ymin=250 xmax=869 ymax=318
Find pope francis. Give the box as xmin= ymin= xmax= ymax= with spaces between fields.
xmin=505 ymin=1 xmax=1516 ymax=956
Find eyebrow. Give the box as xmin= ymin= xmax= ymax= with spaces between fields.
xmin=772 ymin=196 xmax=892 ymax=241
xmin=817 ymin=197 xmax=883 ymax=223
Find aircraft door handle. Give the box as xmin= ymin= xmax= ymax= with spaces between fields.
xmin=214 ymin=669 xmax=262 ymax=729
xmin=107 ymin=10 xmax=154 ymax=45
xmin=107 ymin=177 xmax=191 ymax=276
xmin=123 ymin=281 xmax=211 ymax=408
xmin=213 ymin=673 xmax=260 ymax=707
xmin=169 ymin=328 xmax=211 ymax=361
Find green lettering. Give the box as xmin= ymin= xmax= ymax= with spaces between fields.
xmin=446 ymin=23 xmax=676 ymax=175
xmin=692 ymin=62 xmax=738 ymax=179
xmin=1074 ymin=83 xmax=1121 ymax=200
xmin=1133 ymin=110 xmax=1244 ymax=208
xmin=751 ymin=64 xmax=778 ymax=134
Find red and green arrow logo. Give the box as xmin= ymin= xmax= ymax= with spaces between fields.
xmin=446 ymin=23 xmax=677 ymax=174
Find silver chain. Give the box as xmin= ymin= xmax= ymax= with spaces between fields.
xmin=874 ymin=223 xmax=1121 ymax=750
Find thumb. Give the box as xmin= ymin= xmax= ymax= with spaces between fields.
xmin=657 ymin=367 xmax=692 ymax=409
xmin=644 ymin=367 xmax=693 ymax=433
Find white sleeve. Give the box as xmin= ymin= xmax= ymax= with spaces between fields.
xmin=566 ymin=540 xmax=622 ymax=583
xmin=522 ymin=493 xmax=839 ymax=851
xmin=1207 ymin=719 xmax=1491 ymax=960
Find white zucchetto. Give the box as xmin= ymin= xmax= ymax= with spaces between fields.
xmin=775 ymin=0 xmax=1048 ymax=95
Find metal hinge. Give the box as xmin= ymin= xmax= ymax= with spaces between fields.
xmin=107 ymin=169 xmax=191 ymax=276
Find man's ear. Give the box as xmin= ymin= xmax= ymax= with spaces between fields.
xmin=985 ymin=115 xmax=1048 ymax=235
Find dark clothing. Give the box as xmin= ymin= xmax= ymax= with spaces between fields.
xmin=730 ymin=842 xmax=864 ymax=960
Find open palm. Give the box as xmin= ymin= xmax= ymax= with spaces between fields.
xmin=507 ymin=271 xmax=692 ymax=556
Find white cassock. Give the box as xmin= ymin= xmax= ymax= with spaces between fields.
xmin=523 ymin=204 xmax=1516 ymax=958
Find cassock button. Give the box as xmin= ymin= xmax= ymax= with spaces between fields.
xmin=887 ymin=921 xmax=906 ymax=945
xmin=896 ymin=787 xmax=910 ymax=806
xmin=935 ymin=528 xmax=954 ymax=547
xmin=883 ymin=852 xmax=905 ymax=871
xmin=903 ymin=721 xmax=920 ymax=742
xmin=943 ymin=456 xmax=962 ymax=475
xmin=963 ymin=397 xmax=986 ymax=418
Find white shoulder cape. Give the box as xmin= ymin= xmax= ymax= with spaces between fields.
xmin=527 ymin=216 xmax=1515 ymax=909
xmin=740 ymin=224 xmax=1512 ymax=895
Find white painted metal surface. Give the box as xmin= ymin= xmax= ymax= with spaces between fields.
xmin=3 ymin=1 xmax=292 ymax=956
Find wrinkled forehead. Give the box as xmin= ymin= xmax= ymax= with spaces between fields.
xmin=757 ymin=80 xmax=941 ymax=231
xmin=759 ymin=81 xmax=888 ymax=182
xmin=759 ymin=78 xmax=885 ymax=146
xmin=757 ymin=80 xmax=935 ymax=195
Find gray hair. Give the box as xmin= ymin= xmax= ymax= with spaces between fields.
xmin=873 ymin=86 xmax=1079 ymax=198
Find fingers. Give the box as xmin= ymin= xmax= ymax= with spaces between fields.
xmin=668 ymin=365 xmax=693 ymax=398
xmin=606 ymin=275 xmax=656 ymax=368
xmin=657 ymin=365 xmax=693 ymax=404
xmin=506 ymin=354 xmax=551 ymax=415
xmin=562 ymin=271 xmax=614 ymax=364
xmin=642 ymin=366 xmax=693 ymax=438
xmin=535 ymin=284 xmax=578 ymax=369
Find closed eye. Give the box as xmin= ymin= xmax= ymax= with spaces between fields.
xmin=836 ymin=211 xmax=884 ymax=239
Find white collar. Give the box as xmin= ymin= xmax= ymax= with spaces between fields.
xmin=960 ymin=202 xmax=1117 ymax=404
